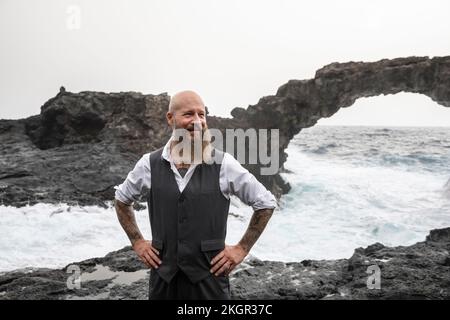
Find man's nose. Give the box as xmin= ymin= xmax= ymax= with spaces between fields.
xmin=192 ymin=120 xmax=202 ymax=130
xmin=192 ymin=114 xmax=204 ymax=126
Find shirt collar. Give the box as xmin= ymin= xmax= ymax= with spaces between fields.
xmin=161 ymin=138 xmax=172 ymax=162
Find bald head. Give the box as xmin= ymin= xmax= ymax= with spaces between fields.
xmin=166 ymin=90 xmax=208 ymax=132
xmin=168 ymin=90 xmax=205 ymax=114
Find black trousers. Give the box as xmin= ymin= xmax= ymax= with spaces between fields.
xmin=149 ymin=269 xmax=231 ymax=300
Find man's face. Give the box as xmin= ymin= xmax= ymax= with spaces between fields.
xmin=166 ymin=92 xmax=213 ymax=164
xmin=167 ymin=102 xmax=207 ymax=140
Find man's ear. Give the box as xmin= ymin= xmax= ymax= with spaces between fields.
xmin=166 ymin=111 xmax=173 ymax=127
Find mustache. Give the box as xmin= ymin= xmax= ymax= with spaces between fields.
xmin=172 ymin=126 xmax=211 ymax=143
xmin=186 ymin=123 xmax=206 ymax=131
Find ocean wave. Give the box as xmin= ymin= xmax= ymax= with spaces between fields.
xmin=380 ymin=154 xmax=441 ymax=166
xmin=364 ymin=133 xmax=391 ymax=137
xmin=310 ymin=146 xmax=328 ymax=154
xmin=308 ymin=143 xmax=339 ymax=154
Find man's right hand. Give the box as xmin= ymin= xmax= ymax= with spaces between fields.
xmin=132 ymin=239 xmax=162 ymax=269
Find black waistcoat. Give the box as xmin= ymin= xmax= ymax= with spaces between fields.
xmin=148 ymin=147 xmax=230 ymax=283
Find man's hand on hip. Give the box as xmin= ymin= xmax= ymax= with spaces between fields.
xmin=210 ymin=244 xmax=248 ymax=276
xmin=133 ymin=239 xmax=162 ymax=269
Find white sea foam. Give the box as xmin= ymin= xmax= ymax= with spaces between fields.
xmin=0 ymin=200 xmax=254 ymax=272
xmin=261 ymin=127 xmax=450 ymax=261
xmin=0 ymin=203 xmax=149 ymax=272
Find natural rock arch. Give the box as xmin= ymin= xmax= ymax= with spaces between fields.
xmin=213 ymin=56 xmax=450 ymax=196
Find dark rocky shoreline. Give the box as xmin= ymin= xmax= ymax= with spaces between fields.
xmin=0 ymin=227 xmax=449 ymax=300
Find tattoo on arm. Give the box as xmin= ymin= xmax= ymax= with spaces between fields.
xmin=238 ymin=208 xmax=274 ymax=253
xmin=115 ymin=200 xmax=144 ymax=246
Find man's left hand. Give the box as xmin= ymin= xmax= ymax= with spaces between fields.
xmin=210 ymin=244 xmax=248 ymax=276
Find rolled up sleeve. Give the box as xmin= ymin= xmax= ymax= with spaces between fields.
xmin=114 ymin=154 xmax=151 ymax=205
xmin=221 ymin=153 xmax=277 ymax=211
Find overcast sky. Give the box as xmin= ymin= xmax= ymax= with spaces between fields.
xmin=1 ymin=0 xmax=450 ymax=126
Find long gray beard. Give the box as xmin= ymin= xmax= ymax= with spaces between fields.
xmin=170 ymin=129 xmax=213 ymax=165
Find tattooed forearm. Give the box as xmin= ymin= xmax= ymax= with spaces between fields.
xmin=115 ymin=200 xmax=144 ymax=246
xmin=238 ymin=208 xmax=274 ymax=253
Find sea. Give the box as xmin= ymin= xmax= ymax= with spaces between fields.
xmin=1 ymin=126 xmax=449 ymax=272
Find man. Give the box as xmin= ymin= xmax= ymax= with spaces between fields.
xmin=114 ymin=90 xmax=276 ymax=300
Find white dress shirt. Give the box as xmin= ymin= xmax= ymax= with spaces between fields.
xmin=114 ymin=139 xmax=277 ymax=211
